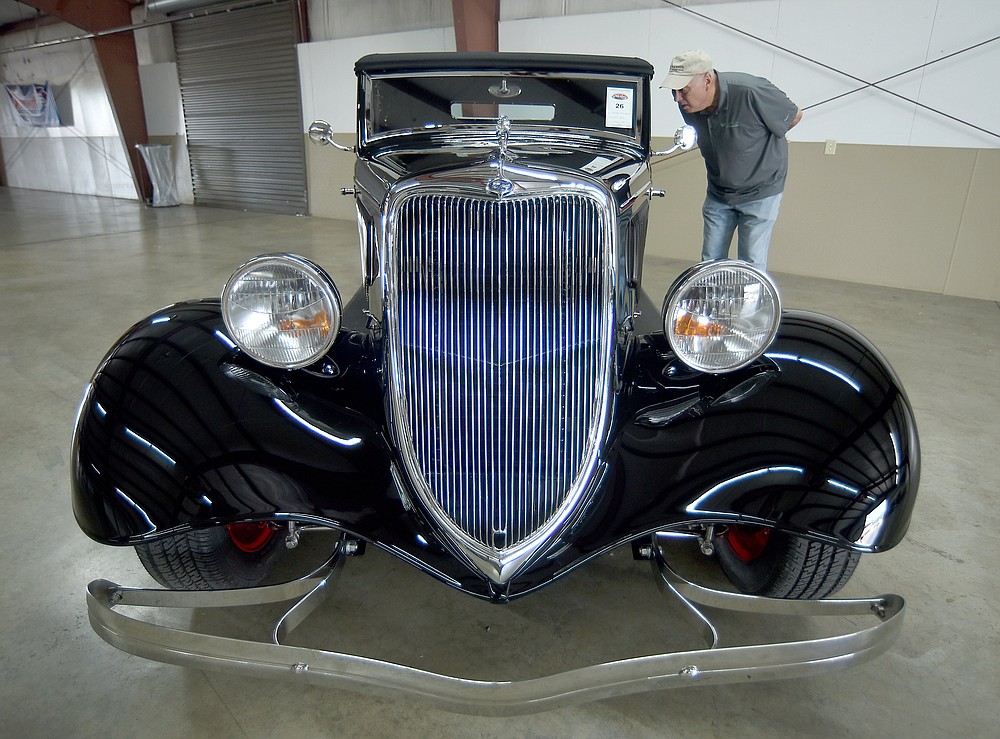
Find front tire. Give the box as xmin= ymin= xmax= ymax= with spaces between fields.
xmin=715 ymin=525 xmax=860 ymax=599
xmin=135 ymin=523 xmax=286 ymax=590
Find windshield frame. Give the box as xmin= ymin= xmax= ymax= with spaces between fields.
xmin=358 ymin=67 xmax=651 ymax=156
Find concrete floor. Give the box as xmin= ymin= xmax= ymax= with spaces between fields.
xmin=0 ymin=186 xmax=997 ymax=737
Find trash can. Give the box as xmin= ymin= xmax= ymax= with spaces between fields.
xmin=136 ymin=143 xmax=181 ymax=207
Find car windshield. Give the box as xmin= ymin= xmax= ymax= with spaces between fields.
xmin=364 ymin=73 xmax=642 ymax=142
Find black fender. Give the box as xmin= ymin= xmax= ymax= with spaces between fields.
xmin=71 ymin=299 xmax=405 ymax=545
xmin=592 ymin=309 xmax=919 ymax=553
xmin=72 ymin=301 xmax=918 ymax=597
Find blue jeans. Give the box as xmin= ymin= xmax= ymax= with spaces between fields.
xmin=701 ymin=192 xmax=784 ymax=270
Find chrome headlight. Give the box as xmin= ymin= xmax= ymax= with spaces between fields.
xmin=663 ymin=260 xmax=781 ymax=373
xmin=222 ymin=254 xmax=342 ymax=369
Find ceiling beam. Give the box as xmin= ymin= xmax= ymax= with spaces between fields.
xmin=18 ymin=0 xmax=152 ymax=201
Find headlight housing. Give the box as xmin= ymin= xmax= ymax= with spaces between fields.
xmin=663 ymin=260 xmax=781 ymax=373
xmin=222 ymin=253 xmax=342 ymax=369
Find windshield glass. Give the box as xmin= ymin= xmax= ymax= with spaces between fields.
xmin=365 ymin=73 xmax=642 ymax=142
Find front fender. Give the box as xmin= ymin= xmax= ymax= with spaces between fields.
xmin=602 ymin=309 xmax=919 ymax=552
xmin=71 ymin=300 xmax=401 ymax=545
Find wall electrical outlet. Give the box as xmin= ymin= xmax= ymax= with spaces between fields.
xmin=824 ymin=140 xmax=838 ymax=155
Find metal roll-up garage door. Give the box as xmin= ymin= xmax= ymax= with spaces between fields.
xmin=174 ymin=2 xmax=307 ymax=215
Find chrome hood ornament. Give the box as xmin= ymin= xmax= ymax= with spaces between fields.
xmin=486 ymin=116 xmax=514 ymax=196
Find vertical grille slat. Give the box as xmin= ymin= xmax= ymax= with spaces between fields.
xmin=388 ymin=189 xmax=613 ymax=558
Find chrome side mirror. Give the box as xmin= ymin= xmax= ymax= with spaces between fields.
xmin=652 ymin=125 xmax=697 ymax=157
xmin=308 ymin=120 xmax=355 ymax=153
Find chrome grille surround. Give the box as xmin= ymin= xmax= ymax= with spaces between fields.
xmin=383 ymin=166 xmax=617 ymax=585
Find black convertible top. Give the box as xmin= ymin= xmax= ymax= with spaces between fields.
xmin=356 ymin=52 xmax=654 ymax=78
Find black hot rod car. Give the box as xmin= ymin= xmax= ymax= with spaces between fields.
xmin=73 ymin=53 xmax=918 ymax=713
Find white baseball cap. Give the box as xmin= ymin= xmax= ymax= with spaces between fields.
xmin=660 ymin=49 xmax=713 ymax=90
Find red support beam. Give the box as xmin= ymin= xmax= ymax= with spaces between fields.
xmin=92 ymin=31 xmax=151 ymax=201
xmin=19 ymin=0 xmax=152 ymax=201
xmin=452 ymin=0 xmax=499 ymax=53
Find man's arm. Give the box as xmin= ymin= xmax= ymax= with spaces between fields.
xmin=752 ymin=80 xmax=801 ymax=136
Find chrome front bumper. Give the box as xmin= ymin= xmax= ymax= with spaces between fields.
xmin=86 ymin=547 xmax=904 ymax=715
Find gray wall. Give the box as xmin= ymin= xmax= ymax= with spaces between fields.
xmin=1 ymin=0 xmax=997 ymax=300
xmin=650 ymin=141 xmax=1000 ymax=299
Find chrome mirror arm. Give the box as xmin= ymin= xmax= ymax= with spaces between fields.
xmin=651 ymin=125 xmax=697 ymax=157
xmin=308 ymin=120 xmax=355 ymax=153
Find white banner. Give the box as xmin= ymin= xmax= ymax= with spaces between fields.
xmin=5 ymin=83 xmax=62 ymax=127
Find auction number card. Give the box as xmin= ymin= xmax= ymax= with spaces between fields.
xmin=605 ymin=87 xmax=634 ymax=128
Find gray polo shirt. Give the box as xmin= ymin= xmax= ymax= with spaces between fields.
xmin=681 ymin=71 xmax=799 ymax=205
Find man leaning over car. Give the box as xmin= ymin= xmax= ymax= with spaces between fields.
xmin=662 ymin=49 xmax=802 ymax=270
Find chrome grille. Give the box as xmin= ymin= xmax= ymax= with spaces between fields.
xmin=386 ymin=189 xmax=614 ymax=561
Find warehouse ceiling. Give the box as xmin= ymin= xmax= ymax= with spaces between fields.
xmin=0 ymin=1 xmax=47 ymax=30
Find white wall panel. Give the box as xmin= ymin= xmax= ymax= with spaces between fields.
xmin=138 ymin=63 xmax=184 ymax=137
xmin=70 ymin=69 xmax=119 ymax=138
xmin=774 ymin=0 xmax=938 ymax=82
xmin=10 ymin=138 xmax=37 ymax=190
xmin=909 ymin=0 xmax=1000 ymax=147
xmin=299 ymin=28 xmax=455 ymax=133
xmin=911 ymin=47 xmax=1000 ymax=148
xmin=104 ymin=138 xmax=139 ymax=199
xmin=45 ymin=139 xmax=72 ymax=190
xmin=795 ymin=87 xmax=921 ymax=147
xmin=3 ymin=135 xmax=132 ymax=197
xmin=495 ymin=0 xmax=999 ymax=147
xmin=56 ymin=138 xmax=83 ymax=192
xmin=500 ymin=0 xmax=566 ymax=20
xmin=308 ymin=0 xmax=453 ymax=41
xmin=771 ymin=0 xmax=936 ymax=146
xmin=502 ymin=0 xmax=659 ymax=21
xmin=500 ymin=10 xmax=653 ymax=59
